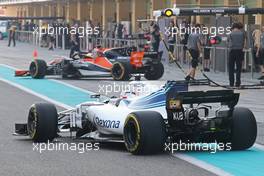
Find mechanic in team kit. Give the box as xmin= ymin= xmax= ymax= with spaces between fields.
xmin=256 ymin=26 xmax=264 ymax=80
xmin=8 ymin=25 xmax=16 ymax=47
xmin=227 ymin=22 xmax=246 ymax=88
xmin=150 ymin=21 xmax=161 ymax=52
xmin=185 ymin=23 xmax=202 ymax=81
xmin=69 ymin=24 xmax=80 ymax=58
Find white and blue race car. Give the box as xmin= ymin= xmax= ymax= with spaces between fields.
xmin=14 ymin=81 xmax=257 ymax=155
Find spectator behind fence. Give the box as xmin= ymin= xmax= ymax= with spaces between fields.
xmin=185 ymin=23 xmax=202 ymax=81
xmin=256 ymin=26 xmax=264 ymax=80
xmin=8 ymin=25 xmax=16 ymax=47
xmin=227 ymin=22 xmax=246 ymax=88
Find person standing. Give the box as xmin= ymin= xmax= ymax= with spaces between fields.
xmin=8 ymin=25 xmax=16 ymax=47
xmin=150 ymin=22 xmax=160 ymax=52
xmin=228 ymin=22 xmax=246 ymax=87
xmin=168 ymin=20 xmax=176 ymax=53
xmin=185 ymin=24 xmax=202 ymax=81
xmin=256 ymin=26 xmax=264 ymax=80
xmin=252 ymin=29 xmax=261 ymax=71
xmin=202 ymin=34 xmax=211 ymax=72
xmin=69 ymin=24 xmax=80 ymax=58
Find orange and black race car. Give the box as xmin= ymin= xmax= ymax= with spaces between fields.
xmin=15 ymin=46 xmax=164 ymax=81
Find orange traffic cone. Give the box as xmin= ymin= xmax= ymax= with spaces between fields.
xmin=33 ymin=49 xmax=38 ymax=60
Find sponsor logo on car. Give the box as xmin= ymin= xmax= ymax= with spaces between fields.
xmin=93 ymin=116 xmax=120 ymax=129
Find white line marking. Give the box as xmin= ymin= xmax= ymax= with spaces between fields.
xmin=173 ymin=153 xmax=233 ymax=176
xmin=0 ymin=77 xmax=73 ymax=109
xmin=254 ymin=144 xmax=264 ymax=151
xmin=0 ymin=64 xmax=18 ymax=70
xmin=0 ymin=63 xmax=260 ymax=175
xmin=50 ymin=79 xmax=94 ymax=94
xmin=0 ymin=63 xmax=96 ymax=95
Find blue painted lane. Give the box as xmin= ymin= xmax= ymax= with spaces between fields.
xmin=0 ymin=65 xmax=94 ymax=107
xmin=187 ymin=148 xmax=264 ymax=176
xmin=1 ymin=64 xmax=264 ymax=176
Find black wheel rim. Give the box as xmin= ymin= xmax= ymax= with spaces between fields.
xmin=112 ymin=64 xmax=123 ymax=79
xmin=124 ymin=121 xmax=138 ymax=147
xmin=29 ymin=63 xmax=37 ymax=76
xmin=28 ymin=109 xmax=37 ymax=138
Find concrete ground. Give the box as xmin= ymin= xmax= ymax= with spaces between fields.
xmin=0 ymin=40 xmax=263 ymax=175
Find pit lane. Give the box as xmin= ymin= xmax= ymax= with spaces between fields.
xmin=0 ymin=41 xmax=264 ymax=176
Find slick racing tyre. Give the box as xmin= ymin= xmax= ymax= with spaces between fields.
xmin=144 ymin=62 xmax=164 ymax=80
xmin=124 ymin=111 xmax=166 ymax=155
xmin=29 ymin=59 xmax=47 ymax=79
xmin=230 ymin=107 xmax=257 ymax=150
xmin=27 ymin=103 xmax=58 ymax=142
xmin=111 ymin=62 xmax=131 ymax=81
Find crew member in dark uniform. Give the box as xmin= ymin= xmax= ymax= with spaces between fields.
xmin=256 ymin=26 xmax=264 ymax=80
xmin=69 ymin=24 xmax=80 ymax=58
xmin=150 ymin=22 xmax=160 ymax=52
xmin=8 ymin=25 xmax=16 ymax=47
xmin=185 ymin=24 xmax=202 ymax=81
xmin=228 ymin=22 xmax=246 ymax=88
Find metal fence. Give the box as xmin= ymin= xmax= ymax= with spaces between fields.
xmin=15 ymin=30 xmax=143 ymax=51
xmin=14 ymin=30 xmax=256 ymax=78
xmin=171 ymin=43 xmax=255 ymax=78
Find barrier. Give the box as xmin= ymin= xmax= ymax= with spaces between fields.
xmin=170 ymin=43 xmax=254 ymax=78
xmin=80 ymin=36 xmax=142 ymax=51
xmin=12 ymin=30 xmax=257 ymax=78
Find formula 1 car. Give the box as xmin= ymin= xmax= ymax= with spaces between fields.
xmin=15 ymin=47 xmax=164 ymax=81
xmin=14 ymin=81 xmax=257 ymax=155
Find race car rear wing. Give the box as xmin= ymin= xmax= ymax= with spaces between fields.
xmin=166 ymin=89 xmax=240 ymax=109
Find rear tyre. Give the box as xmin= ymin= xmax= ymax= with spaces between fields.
xmin=231 ymin=107 xmax=257 ymax=150
xmin=27 ymin=103 xmax=58 ymax=142
xmin=123 ymin=111 xmax=166 ymax=155
xmin=144 ymin=62 xmax=164 ymax=80
xmin=29 ymin=59 xmax=47 ymax=79
xmin=111 ymin=62 xmax=131 ymax=81
xmin=0 ymin=32 xmax=3 ymax=40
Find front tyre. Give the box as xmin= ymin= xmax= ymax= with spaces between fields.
xmin=29 ymin=59 xmax=47 ymax=79
xmin=27 ymin=103 xmax=58 ymax=142
xmin=144 ymin=62 xmax=164 ymax=80
xmin=123 ymin=111 xmax=166 ymax=155
xmin=231 ymin=107 xmax=257 ymax=150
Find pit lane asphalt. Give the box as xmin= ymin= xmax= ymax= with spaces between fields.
xmin=0 ymin=41 xmax=264 ymax=175
xmin=0 ymin=81 xmax=214 ymax=176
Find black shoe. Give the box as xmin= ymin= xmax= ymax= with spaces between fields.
xmin=258 ymin=75 xmax=264 ymax=80
xmin=235 ymin=84 xmax=241 ymax=88
xmin=185 ymin=75 xmax=191 ymax=81
xmin=204 ymin=68 xmax=210 ymax=72
xmin=185 ymin=75 xmax=195 ymax=81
